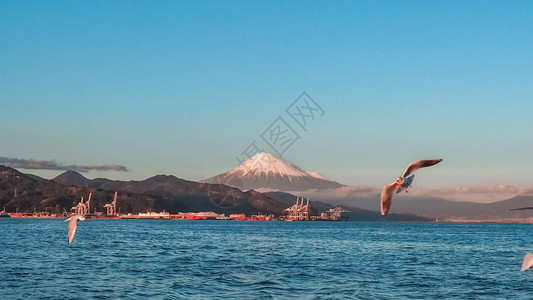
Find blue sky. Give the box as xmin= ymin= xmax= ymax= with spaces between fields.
xmin=1 ymin=1 xmax=532 ymax=189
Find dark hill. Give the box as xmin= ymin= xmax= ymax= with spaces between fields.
xmin=316 ymin=194 xmax=533 ymax=220
xmin=0 ymin=166 xmax=159 ymax=214
xmin=53 ymin=170 xmax=91 ymax=186
xmin=53 ymin=170 xmax=114 ymax=188
xmin=23 ymin=173 xmax=44 ymax=181
xmin=52 ymin=170 xmax=289 ymax=215
xmin=12 ymin=168 xmax=433 ymax=219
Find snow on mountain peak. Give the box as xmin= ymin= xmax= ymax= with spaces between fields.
xmin=305 ymin=171 xmax=325 ymax=180
xmin=201 ymin=152 xmax=345 ymax=192
xmin=229 ymin=152 xmax=312 ymax=178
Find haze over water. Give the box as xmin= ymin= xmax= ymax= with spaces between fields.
xmin=1 ymin=219 xmax=531 ymax=299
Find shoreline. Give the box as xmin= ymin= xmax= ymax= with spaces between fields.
xmin=4 ymin=215 xmax=533 ymax=224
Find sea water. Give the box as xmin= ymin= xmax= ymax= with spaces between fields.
xmin=0 ymin=219 xmax=531 ymax=299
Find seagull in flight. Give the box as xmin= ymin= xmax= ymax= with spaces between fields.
xmin=66 ymin=214 xmax=86 ymax=244
xmin=522 ymin=253 xmax=533 ymax=271
xmin=381 ymin=159 xmax=443 ymax=216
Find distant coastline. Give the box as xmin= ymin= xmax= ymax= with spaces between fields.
xmin=4 ymin=214 xmax=533 ymax=224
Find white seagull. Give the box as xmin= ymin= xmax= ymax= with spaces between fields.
xmin=522 ymin=253 xmax=533 ymax=271
xmin=381 ymin=159 xmax=443 ymax=216
xmin=66 ymin=214 xmax=86 ymax=244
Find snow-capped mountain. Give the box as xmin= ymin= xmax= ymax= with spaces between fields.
xmin=201 ymin=152 xmax=345 ymax=192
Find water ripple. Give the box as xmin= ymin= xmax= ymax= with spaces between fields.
xmin=1 ymin=220 xmax=532 ymax=299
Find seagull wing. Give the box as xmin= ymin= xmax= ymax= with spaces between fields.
xmin=68 ymin=217 xmax=78 ymax=244
xmin=402 ymin=159 xmax=443 ymax=178
xmin=381 ymin=182 xmax=401 ymax=216
xmin=521 ymin=253 xmax=533 ymax=271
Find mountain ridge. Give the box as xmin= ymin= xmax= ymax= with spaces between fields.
xmin=315 ymin=194 xmax=533 ymax=221
xmin=7 ymin=165 xmax=530 ymax=221
xmin=48 ymin=168 xmax=429 ymax=220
